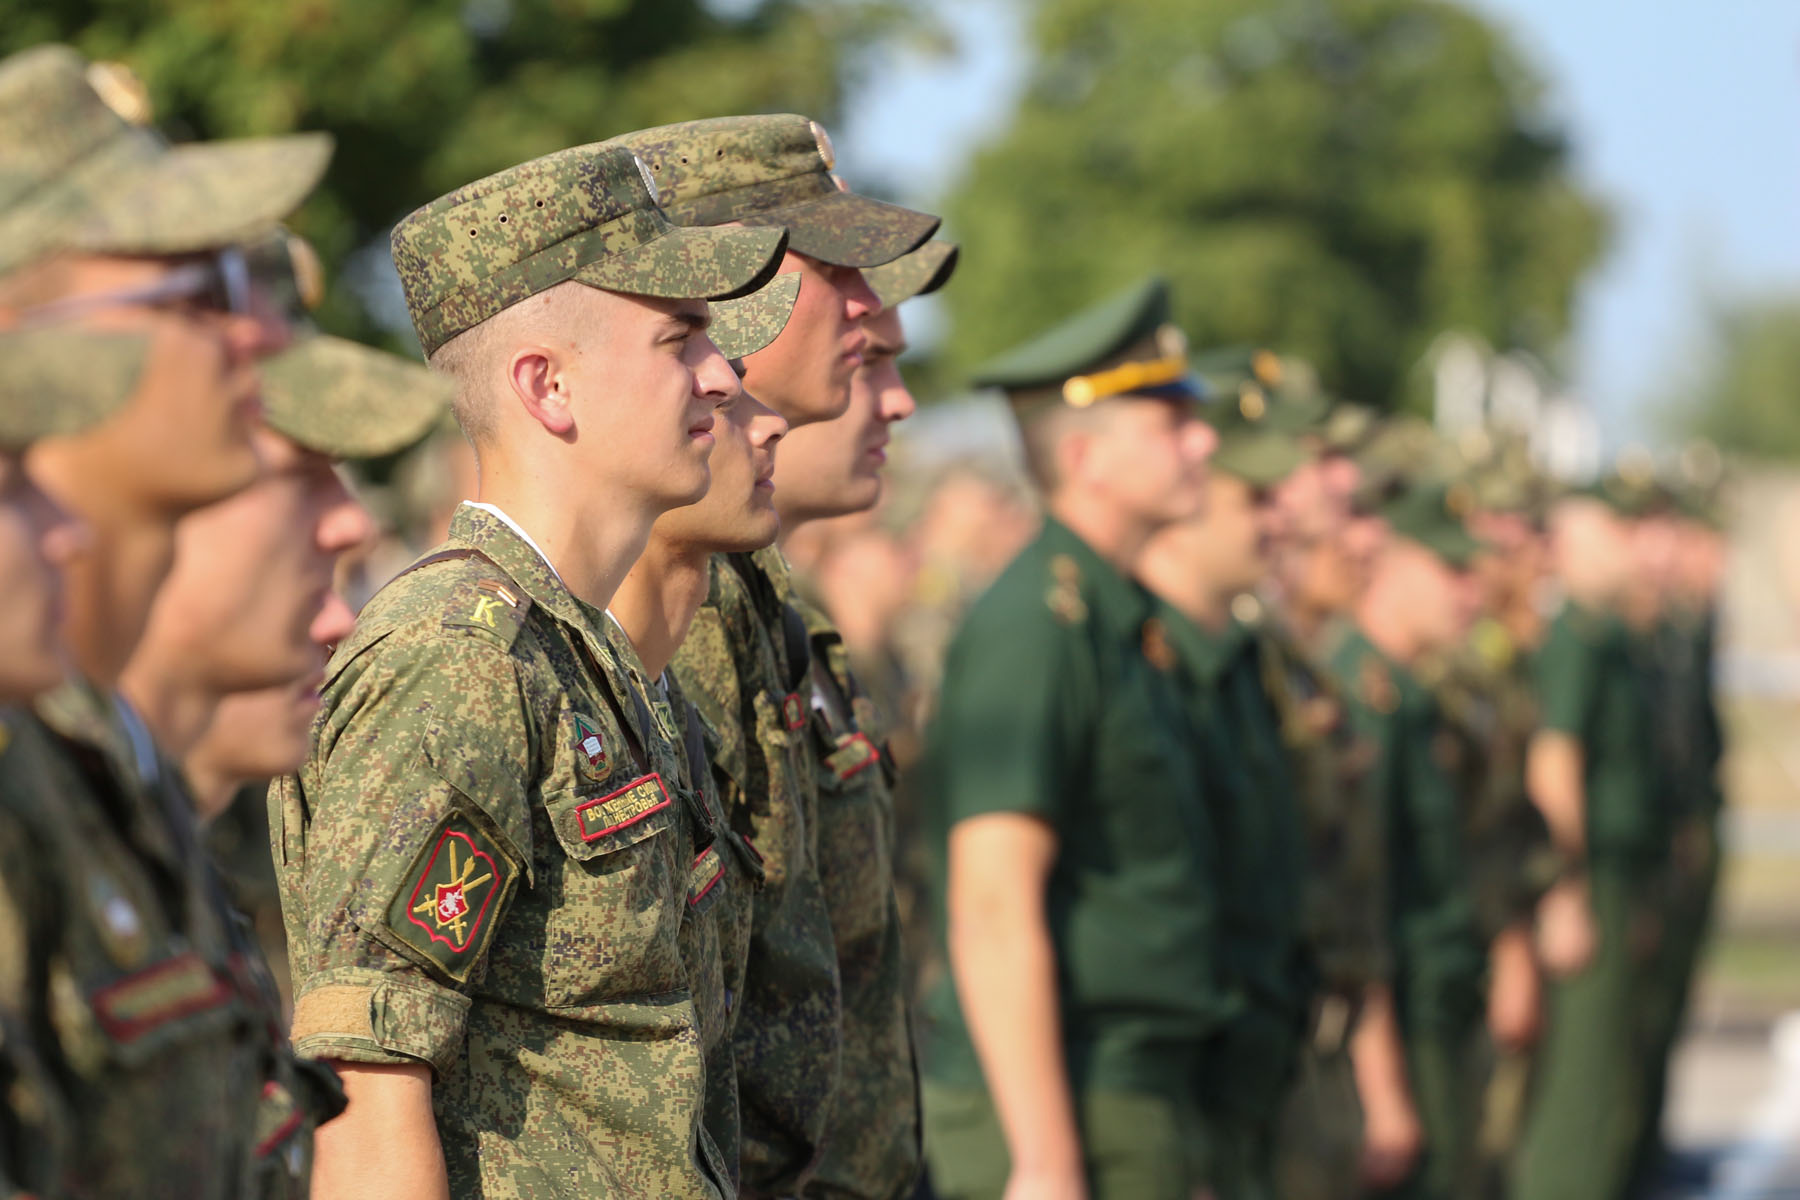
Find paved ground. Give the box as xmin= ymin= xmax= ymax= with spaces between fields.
xmin=1661 ymin=1013 xmax=1800 ymax=1198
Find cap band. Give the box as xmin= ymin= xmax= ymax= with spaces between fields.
xmin=1062 ymin=355 xmax=1192 ymax=408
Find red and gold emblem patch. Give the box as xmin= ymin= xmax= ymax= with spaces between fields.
xmin=386 ymin=812 xmax=516 ymax=981
xmin=572 ymin=713 xmax=607 ymax=781
xmin=782 ymin=692 xmax=807 ymax=731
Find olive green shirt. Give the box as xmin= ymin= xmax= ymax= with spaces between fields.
xmin=1157 ymin=606 xmax=1311 ymax=1121
xmin=274 ymin=505 xmax=727 ymax=1198
xmin=1328 ymin=628 xmax=1483 ymax=1033
xmin=922 ymin=518 xmax=1227 ymax=1098
xmin=1535 ymin=603 xmax=1665 ymax=864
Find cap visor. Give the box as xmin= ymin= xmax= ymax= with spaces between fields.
xmin=576 ymin=223 xmax=787 ymax=302
xmin=744 ymin=190 xmax=939 ymax=269
xmin=709 ymin=272 xmax=801 ymax=360
xmin=0 ymin=327 xmax=148 ymax=448
xmin=866 ymin=240 xmax=960 ymax=307
xmin=73 ymin=133 xmax=333 ymax=258
xmin=1214 ymin=432 xmax=1307 ymax=488
xmin=261 ymin=335 xmax=450 ymax=459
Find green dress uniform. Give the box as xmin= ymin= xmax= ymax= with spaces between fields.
xmin=0 ymin=683 xmax=342 ymax=1198
xmin=920 ymin=517 xmax=1226 ymax=1200
xmin=672 ymin=548 xmax=843 ymax=1195
xmin=1513 ymin=602 xmax=1664 ymax=1200
xmin=1329 ymin=627 xmax=1486 ymax=1200
xmin=275 ymin=506 xmax=729 ymax=1197
xmin=1157 ymin=605 xmax=1312 ymax=1200
xmin=793 ymin=594 xmax=923 ymax=1200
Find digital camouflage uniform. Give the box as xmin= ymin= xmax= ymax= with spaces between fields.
xmin=1417 ymin=620 xmax=1558 ymax=1199
xmin=673 ymin=548 xmax=842 ymax=1194
xmin=271 ymin=139 xmax=787 ymax=1196
xmin=276 ymin=506 xmax=730 ymax=1196
xmin=0 ymin=685 xmax=341 ymax=1199
xmin=921 ymin=280 xmax=1226 ymax=1200
xmin=611 ymin=115 xmax=938 ymax=1199
xmin=1514 ymin=601 xmax=1665 ymax=1200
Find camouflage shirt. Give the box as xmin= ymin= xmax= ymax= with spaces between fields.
xmin=0 ymin=682 xmax=323 ymax=1198
xmin=790 ymin=592 xmax=922 ymax=1200
xmin=603 ymin=622 xmax=763 ymax=1192
xmin=671 ymin=548 xmax=842 ymax=1195
xmin=273 ymin=505 xmax=727 ymax=1198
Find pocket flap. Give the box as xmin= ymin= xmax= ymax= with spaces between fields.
xmin=547 ymin=773 xmax=676 ymax=859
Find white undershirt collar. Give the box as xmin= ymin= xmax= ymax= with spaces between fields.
xmin=463 ymin=501 xmax=563 ymax=585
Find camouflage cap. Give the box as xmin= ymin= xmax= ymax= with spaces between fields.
xmin=392 ymin=141 xmax=788 ymax=356
xmin=1192 ymin=346 xmax=1313 ymax=486
xmin=971 ymin=276 xmax=1207 ymax=412
xmin=0 ymin=326 xmax=151 ymax=449
xmin=708 ymin=271 xmax=801 ymax=360
xmin=1354 ymin=416 xmax=1462 ymax=506
xmin=863 ymin=239 xmax=959 ymax=308
xmin=1381 ymin=478 xmax=1486 ymax=569
xmin=0 ymin=46 xmax=332 ymax=276
xmin=608 ymin=116 xmax=939 ymax=269
xmin=260 ymin=336 xmax=452 ymax=460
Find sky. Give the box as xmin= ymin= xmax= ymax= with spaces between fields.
xmin=837 ymin=0 xmax=1800 ymax=448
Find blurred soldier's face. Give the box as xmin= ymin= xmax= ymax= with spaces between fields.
xmin=553 ymin=288 xmax=740 ymax=511
xmin=183 ymin=671 xmax=338 ymax=820
xmin=1673 ymin=520 xmax=1725 ymax=606
xmin=1468 ymin=510 xmax=1543 ymax=615
xmin=1074 ymin=396 xmax=1216 ymax=528
xmin=772 ymin=306 xmax=915 ymax=526
xmin=740 ymin=252 xmax=879 ymax=429
xmin=0 ymin=452 xmax=87 ymax=701
xmin=1192 ymin=471 xmax=1274 ymax=597
xmin=1551 ymin=499 xmax=1634 ymax=607
xmin=11 ymin=252 xmax=290 ymax=516
xmin=652 ymin=377 xmax=788 ymax=554
xmin=1392 ymin=539 xmax=1480 ymax=652
xmin=129 ymin=426 xmax=371 ymax=701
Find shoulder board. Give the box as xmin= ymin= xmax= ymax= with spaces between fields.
xmin=443 ymin=576 xmax=532 ymax=648
xmin=1044 ymin=553 xmax=1088 ymax=625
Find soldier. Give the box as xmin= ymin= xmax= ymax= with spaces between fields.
xmin=1325 ymin=478 xmax=1487 ymax=1200
xmin=122 ymin=333 xmax=444 ymax=817
xmin=603 ymin=276 xmax=799 ymax=1188
xmin=608 ymin=115 xmax=939 ymax=1199
xmin=1134 ymin=353 xmax=1313 ymax=1200
xmin=768 ymin=238 xmax=958 ymax=1199
xmin=1514 ymin=487 xmax=1664 ymax=1200
xmin=271 ymin=140 xmax=787 ymax=1196
xmin=921 ymin=277 xmax=1222 ymax=1200
xmin=0 ymin=43 xmax=333 ymax=1197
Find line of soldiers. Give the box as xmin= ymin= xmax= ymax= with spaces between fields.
xmin=0 ymin=35 xmax=1729 ymax=1200
xmin=0 ymin=40 xmax=953 ymax=1200
xmin=911 ymin=278 xmax=1729 ymax=1200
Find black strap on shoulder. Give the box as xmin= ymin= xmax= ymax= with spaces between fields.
xmin=780 ymin=602 xmax=812 ymax=695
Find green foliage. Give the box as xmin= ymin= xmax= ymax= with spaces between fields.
xmin=1668 ymin=297 xmax=1800 ymax=462
xmin=2 ymin=0 xmax=918 ymax=347
xmin=938 ymin=0 xmax=1610 ymax=410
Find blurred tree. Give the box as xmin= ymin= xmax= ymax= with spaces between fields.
xmin=1 ymin=0 xmax=924 ymax=347
xmin=1668 ymin=297 xmax=1800 ymax=461
xmin=938 ymin=0 xmax=1610 ymax=410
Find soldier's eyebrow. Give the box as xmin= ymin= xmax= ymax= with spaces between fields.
xmin=663 ymin=308 xmax=712 ymax=335
xmin=866 ymin=330 xmax=907 ymax=360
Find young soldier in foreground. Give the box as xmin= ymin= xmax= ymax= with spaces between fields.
xmin=1327 ymin=479 xmax=1487 ymax=1200
xmin=774 ymin=238 xmax=958 ymax=1199
xmin=0 ymin=44 xmax=331 ymax=1197
xmin=1135 ymin=368 xmax=1312 ymax=1200
xmin=610 ymin=115 xmax=938 ymax=1198
xmin=922 ymin=278 xmax=1221 ymax=1200
xmin=272 ymin=141 xmax=786 ymax=1198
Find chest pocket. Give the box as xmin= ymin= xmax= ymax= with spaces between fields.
xmin=537 ymin=772 xmax=687 ymax=1008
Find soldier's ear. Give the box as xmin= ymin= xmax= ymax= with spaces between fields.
xmin=508 ymin=344 xmax=575 ymax=438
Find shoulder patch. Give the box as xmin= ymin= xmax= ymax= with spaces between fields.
xmin=1044 ymin=553 xmax=1088 ymax=625
xmin=385 ymin=810 xmax=519 ymax=983
xmin=443 ymin=577 xmax=531 ymax=648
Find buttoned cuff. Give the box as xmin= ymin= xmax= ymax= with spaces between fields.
xmin=290 ymin=969 xmax=471 ymax=1077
